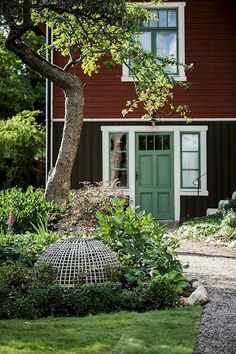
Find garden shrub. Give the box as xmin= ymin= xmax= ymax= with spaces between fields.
xmin=0 ymin=187 xmax=60 ymax=234
xmin=218 ymin=210 xmax=236 ymax=239
xmin=0 ymin=110 xmax=45 ymax=189
xmin=0 ymin=261 xmax=179 ymax=319
xmin=0 ymin=230 xmax=59 ymax=265
xmin=49 ymin=182 xmax=127 ymax=236
xmin=96 ymin=198 xmax=181 ymax=285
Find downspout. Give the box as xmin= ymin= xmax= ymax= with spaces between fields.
xmin=45 ymin=25 xmax=52 ymax=182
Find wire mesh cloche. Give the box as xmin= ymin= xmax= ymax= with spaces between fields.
xmin=37 ymin=237 xmax=120 ymax=287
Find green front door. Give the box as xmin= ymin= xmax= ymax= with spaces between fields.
xmin=135 ymin=133 xmax=174 ymax=219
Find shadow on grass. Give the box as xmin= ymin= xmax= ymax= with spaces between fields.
xmin=0 ymin=307 xmax=201 ymax=354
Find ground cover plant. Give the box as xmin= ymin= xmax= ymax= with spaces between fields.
xmin=0 ymin=307 xmax=201 ymax=354
xmin=175 ymin=201 xmax=236 ymax=243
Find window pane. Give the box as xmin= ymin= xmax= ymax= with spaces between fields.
xmin=111 ymin=152 xmax=127 ymax=169
xmin=156 ymin=32 xmax=177 ymax=73
xmin=168 ymin=10 xmax=177 ymax=27
xmin=182 ymin=134 xmax=199 ymax=151
xmin=111 ymin=170 xmax=127 ymax=187
xmin=110 ymin=134 xmax=127 ymax=151
xmin=147 ymin=135 xmax=154 ymax=150
xmin=139 ymin=136 xmax=146 ymax=150
xmin=182 ymin=152 xmax=199 ymax=169
xmin=163 ymin=135 xmax=170 ymax=150
xmin=182 ymin=170 xmax=199 ymax=188
xmin=156 ymin=32 xmax=177 ymax=58
xmin=139 ymin=32 xmax=152 ymax=52
xmin=158 ymin=10 xmax=168 ymax=27
xmin=150 ymin=10 xmax=158 ymax=27
xmin=155 ymin=135 xmax=162 ymax=150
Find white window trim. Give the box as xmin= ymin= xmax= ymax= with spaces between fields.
xmin=101 ymin=125 xmax=208 ymax=221
xmin=121 ymin=2 xmax=186 ymax=82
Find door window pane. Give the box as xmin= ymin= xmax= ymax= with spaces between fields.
xmin=163 ymin=135 xmax=170 ymax=150
xmin=139 ymin=135 xmax=146 ymax=150
xmin=147 ymin=135 xmax=154 ymax=150
xmin=155 ymin=135 xmax=162 ymax=150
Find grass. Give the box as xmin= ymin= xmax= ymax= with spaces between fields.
xmin=0 ymin=306 xmax=201 ymax=354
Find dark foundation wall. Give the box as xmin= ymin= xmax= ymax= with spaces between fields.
xmin=52 ymin=120 xmax=236 ymax=220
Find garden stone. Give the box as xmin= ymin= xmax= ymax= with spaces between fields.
xmin=188 ymin=285 xmax=209 ymax=305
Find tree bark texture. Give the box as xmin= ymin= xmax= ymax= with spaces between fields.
xmin=5 ymin=37 xmax=84 ymax=204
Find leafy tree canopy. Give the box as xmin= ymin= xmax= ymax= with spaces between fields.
xmin=0 ymin=32 xmax=45 ymax=119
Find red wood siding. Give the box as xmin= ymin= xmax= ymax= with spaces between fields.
xmin=52 ymin=0 xmax=236 ymax=119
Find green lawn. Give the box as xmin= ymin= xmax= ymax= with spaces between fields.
xmin=0 ymin=307 xmax=201 ymax=354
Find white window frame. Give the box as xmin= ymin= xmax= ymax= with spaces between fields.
xmin=101 ymin=125 xmax=208 ymax=221
xmin=121 ymin=2 xmax=186 ymax=82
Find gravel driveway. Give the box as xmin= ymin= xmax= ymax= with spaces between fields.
xmin=177 ymin=240 xmax=236 ymax=354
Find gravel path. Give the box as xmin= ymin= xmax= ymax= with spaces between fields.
xmin=177 ymin=240 xmax=236 ymax=354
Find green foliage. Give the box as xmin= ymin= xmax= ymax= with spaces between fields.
xmin=0 ymin=187 xmax=60 ymax=234
xmin=219 ymin=210 xmax=236 ymax=239
xmin=0 ymin=111 xmax=45 ymax=188
xmin=49 ymin=183 xmax=127 ymax=236
xmin=66 ymin=282 xmax=122 ymax=316
xmin=177 ymin=209 xmax=236 ymax=241
xmin=0 ymin=33 xmax=45 ymax=119
xmin=96 ymin=198 xmax=181 ymax=285
xmin=0 ymin=230 xmax=59 ymax=265
xmin=0 ymin=260 xmax=180 ymax=319
xmin=222 ymin=198 xmax=236 ymax=213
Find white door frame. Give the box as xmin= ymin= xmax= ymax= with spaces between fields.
xmin=101 ymin=125 xmax=208 ymax=221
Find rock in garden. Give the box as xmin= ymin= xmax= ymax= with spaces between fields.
xmin=188 ymin=285 xmax=209 ymax=305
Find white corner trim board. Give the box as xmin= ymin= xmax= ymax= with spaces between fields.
xmin=101 ymin=125 xmax=208 ymax=221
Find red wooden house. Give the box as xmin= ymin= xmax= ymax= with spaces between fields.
xmin=46 ymin=0 xmax=236 ymax=222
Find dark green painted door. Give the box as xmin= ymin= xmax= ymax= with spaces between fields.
xmin=135 ymin=133 xmax=174 ymax=219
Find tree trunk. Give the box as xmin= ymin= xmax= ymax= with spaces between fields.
xmin=5 ymin=36 xmax=84 ymax=204
xmin=45 ymin=85 xmax=84 ymax=204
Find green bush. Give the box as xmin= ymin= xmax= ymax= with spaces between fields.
xmin=96 ymin=198 xmax=181 ymax=285
xmin=0 ymin=261 xmax=179 ymax=319
xmin=0 ymin=187 xmax=60 ymax=234
xmin=218 ymin=210 xmax=236 ymax=239
xmin=0 ymin=230 xmax=59 ymax=265
xmin=0 ymin=110 xmax=45 ymax=189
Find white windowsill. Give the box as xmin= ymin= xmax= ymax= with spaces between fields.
xmin=121 ymin=74 xmax=187 ymax=82
xmin=180 ymin=190 xmax=209 ymax=196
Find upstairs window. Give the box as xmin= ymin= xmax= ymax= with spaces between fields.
xmin=122 ymin=2 xmax=186 ymax=82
